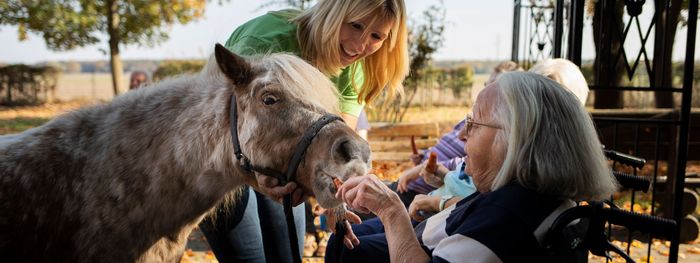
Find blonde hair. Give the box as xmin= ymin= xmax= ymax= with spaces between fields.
xmin=529 ymin=58 xmax=589 ymax=105
xmin=292 ymin=0 xmax=409 ymax=104
xmin=489 ymin=72 xmax=617 ymax=200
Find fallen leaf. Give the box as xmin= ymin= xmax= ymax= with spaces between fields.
xmin=687 ymin=246 xmax=700 ymax=254
xmin=631 ymin=240 xmax=643 ymax=248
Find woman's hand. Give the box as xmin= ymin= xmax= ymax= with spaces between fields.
xmin=397 ymin=165 xmax=422 ymax=193
xmin=324 ymin=208 xmax=362 ymax=249
xmin=335 ymin=174 xmax=403 ymax=219
xmin=255 ymin=174 xmax=308 ymax=205
xmin=419 ymin=163 xmax=449 ymax=188
xmin=409 ymin=153 xmax=424 ymax=165
xmin=408 ymin=194 xmax=440 ymax=222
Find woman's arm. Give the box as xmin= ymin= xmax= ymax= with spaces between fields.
xmin=380 ymin=204 xmax=431 ymax=263
xmin=341 ymin=112 xmax=358 ymax=130
xmin=337 ymin=175 xmax=430 ymax=263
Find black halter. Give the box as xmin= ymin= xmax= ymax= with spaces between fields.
xmin=229 ymin=93 xmax=343 ymax=263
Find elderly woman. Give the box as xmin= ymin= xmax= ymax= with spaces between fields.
xmin=334 ymin=72 xmax=618 ymax=262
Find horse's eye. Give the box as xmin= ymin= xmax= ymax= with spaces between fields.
xmin=262 ymin=95 xmax=278 ymax=105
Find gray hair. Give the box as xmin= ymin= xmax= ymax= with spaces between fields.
xmin=489 ymin=72 xmax=617 ymax=200
xmin=529 ymin=58 xmax=589 ymax=105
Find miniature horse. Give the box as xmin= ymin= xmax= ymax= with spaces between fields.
xmin=0 ymin=44 xmax=370 ymax=262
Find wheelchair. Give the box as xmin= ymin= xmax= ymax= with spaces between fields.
xmin=544 ymin=149 xmax=677 ymax=263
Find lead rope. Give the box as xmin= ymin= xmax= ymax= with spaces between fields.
xmin=331 ymin=206 xmax=348 ymax=263
xmin=283 ymin=195 xmax=302 ymax=263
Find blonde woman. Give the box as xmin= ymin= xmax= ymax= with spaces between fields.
xmin=201 ymin=1 xmax=409 ymax=262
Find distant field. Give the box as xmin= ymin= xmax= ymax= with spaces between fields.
xmin=0 ymin=117 xmax=49 ymax=134
xmin=0 ymin=72 xmax=491 ymax=135
xmin=53 ymin=73 xmax=492 ymax=105
xmin=55 ymin=73 xmax=126 ymax=102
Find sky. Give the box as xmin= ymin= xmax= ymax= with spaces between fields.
xmin=0 ymin=0 xmax=515 ymax=64
xmin=0 ymin=0 xmax=696 ymax=64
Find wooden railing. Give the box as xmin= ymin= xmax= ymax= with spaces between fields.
xmin=368 ymin=122 xmax=441 ymax=162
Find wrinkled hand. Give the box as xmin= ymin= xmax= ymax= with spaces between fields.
xmin=325 ymin=208 xmax=362 ymax=249
xmin=397 ymin=165 xmax=422 ymax=193
xmin=335 ymin=174 xmax=402 ymax=218
xmin=409 ymin=153 xmax=424 ymax=166
xmin=256 ymin=174 xmax=309 ymax=206
xmin=408 ymin=194 xmax=440 ymax=222
xmin=419 ymin=163 xmax=449 ymax=188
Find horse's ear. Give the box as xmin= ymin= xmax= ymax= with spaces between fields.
xmin=214 ymin=44 xmax=252 ymax=85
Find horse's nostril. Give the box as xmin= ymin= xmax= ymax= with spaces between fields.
xmin=332 ymin=137 xmax=370 ymax=163
xmin=334 ymin=140 xmax=354 ymax=162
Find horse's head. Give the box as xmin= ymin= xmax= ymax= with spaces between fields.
xmin=214 ymin=44 xmax=370 ymax=208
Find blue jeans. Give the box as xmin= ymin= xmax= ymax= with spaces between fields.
xmin=201 ymin=186 xmax=305 ymax=263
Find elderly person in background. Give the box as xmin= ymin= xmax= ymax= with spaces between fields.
xmin=529 ymin=58 xmax=589 ymax=105
xmin=128 ymin=71 xmax=149 ymax=90
xmin=333 ymin=72 xmax=618 ymax=262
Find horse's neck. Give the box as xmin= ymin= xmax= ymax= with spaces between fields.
xmin=101 ymin=77 xmax=245 ymax=228
xmin=122 ymin=76 xmax=232 ymax=168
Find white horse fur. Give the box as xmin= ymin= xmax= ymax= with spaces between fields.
xmin=0 ymin=44 xmax=370 ymax=262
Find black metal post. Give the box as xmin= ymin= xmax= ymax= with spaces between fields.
xmin=567 ymin=0 xmax=584 ymax=65
xmin=553 ymin=0 xmax=565 ymax=58
xmin=512 ymin=0 xmax=522 ymax=62
xmin=668 ymin=1 xmax=697 ymax=262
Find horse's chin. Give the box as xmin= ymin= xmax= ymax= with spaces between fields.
xmin=312 ymin=171 xmax=344 ymax=208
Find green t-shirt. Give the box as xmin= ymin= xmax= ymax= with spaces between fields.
xmin=224 ymin=9 xmax=364 ymax=117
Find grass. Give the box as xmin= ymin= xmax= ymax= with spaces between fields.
xmin=0 ymin=117 xmax=49 ymax=135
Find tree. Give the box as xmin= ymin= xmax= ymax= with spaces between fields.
xmin=591 ymin=0 xmax=626 ymax=109
xmin=448 ymin=65 xmax=474 ymax=98
xmin=651 ymin=0 xmax=683 ymax=108
xmin=0 ymin=0 xmax=209 ymax=96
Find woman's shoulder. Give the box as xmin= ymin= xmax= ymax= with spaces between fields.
xmin=267 ymin=9 xmax=302 ymax=19
xmin=226 ymin=9 xmax=301 ymax=55
xmin=234 ymin=9 xmax=298 ymax=36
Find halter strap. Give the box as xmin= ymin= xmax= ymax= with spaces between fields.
xmin=229 ymin=94 xmax=343 ymax=183
xmin=229 ymin=93 xmax=343 ymax=263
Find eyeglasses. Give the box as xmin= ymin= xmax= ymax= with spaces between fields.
xmin=462 ymin=113 xmax=502 ymax=137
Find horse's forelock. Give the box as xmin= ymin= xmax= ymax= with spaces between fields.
xmin=262 ymin=54 xmax=340 ymax=114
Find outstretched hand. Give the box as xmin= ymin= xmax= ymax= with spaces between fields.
xmin=335 ymin=174 xmax=403 ymax=219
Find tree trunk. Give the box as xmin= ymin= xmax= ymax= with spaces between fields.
xmin=593 ymin=0 xmax=626 ymax=109
xmin=107 ymin=0 xmax=123 ymax=96
xmin=652 ymin=0 xmax=681 ymax=108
